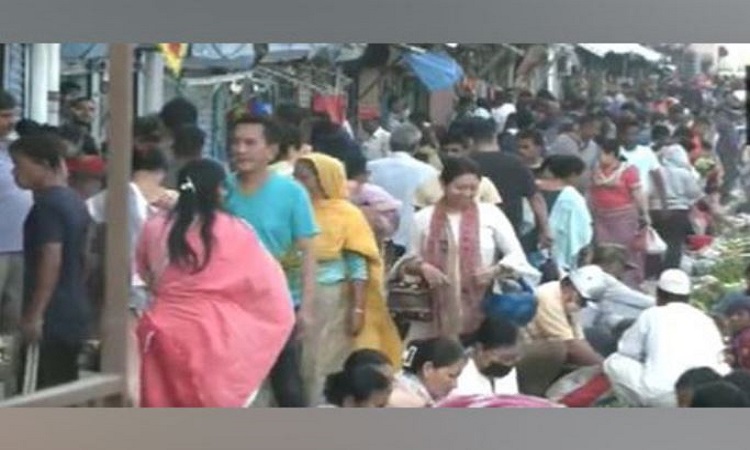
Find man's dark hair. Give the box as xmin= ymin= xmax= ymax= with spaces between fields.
xmin=132 ymin=146 xmax=169 ymax=173
xmin=464 ymin=117 xmax=497 ymax=143
xmin=0 ymin=90 xmax=18 ymax=111
xmin=616 ymin=118 xmax=641 ymax=135
xmin=160 ymin=97 xmax=198 ymax=132
xmin=578 ymin=114 xmax=599 ymax=127
xmin=675 ymin=367 xmax=723 ymax=392
xmin=275 ymin=103 xmax=309 ymax=127
xmin=690 ymin=381 xmax=750 ymax=408
xmin=70 ymin=97 xmax=94 ymax=108
xmin=60 ymin=81 xmax=82 ymax=96
xmin=133 ymin=115 xmax=164 ymax=143
xmin=656 ymin=288 xmax=690 ymax=305
xmin=173 ymin=124 xmax=206 ymax=159
xmin=651 ymin=125 xmax=671 ymax=143
xmin=441 ymin=129 xmax=469 ymax=148
xmin=231 ymin=114 xmax=283 ymax=145
xmin=725 ymin=371 xmax=750 ymax=400
xmin=275 ymin=123 xmax=302 ymax=162
xmin=8 ymin=133 xmax=66 ymax=170
xmin=516 ymin=129 xmax=545 ymax=147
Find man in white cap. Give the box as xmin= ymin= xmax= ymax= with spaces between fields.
xmin=517 ymin=269 xmax=606 ymax=395
xmin=603 ymin=269 xmax=730 ymax=407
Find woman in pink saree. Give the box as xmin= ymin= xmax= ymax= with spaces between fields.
xmin=135 ymin=159 xmax=295 ymax=407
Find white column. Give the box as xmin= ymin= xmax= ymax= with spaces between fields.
xmin=47 ymin=43 xmax=61 ymax=125
xmin=29 ymin=43 xmax=50 ymax=123
xmin=142 ymin=51 xmax=164 ymax=114
xmin=547 ymin=45 xmax=559 ymax=98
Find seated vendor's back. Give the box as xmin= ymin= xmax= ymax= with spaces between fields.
xmin=624 ymin=303 xmax=728 ymax=391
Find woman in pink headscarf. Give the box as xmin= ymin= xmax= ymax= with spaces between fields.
xmin=136 ymin=159 xmax=295 ymax=407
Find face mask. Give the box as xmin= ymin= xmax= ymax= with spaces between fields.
xmin=480 ymin=363 xmax=514 ymax=379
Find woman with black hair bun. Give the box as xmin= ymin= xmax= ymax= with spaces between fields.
xmin=323 ymin=365 xmax=393 ymax=408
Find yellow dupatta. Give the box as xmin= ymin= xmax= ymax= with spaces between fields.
xmin=298 ymin=153 xmax=403 ymax=368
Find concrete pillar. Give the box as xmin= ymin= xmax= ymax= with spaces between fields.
xmin=47 ymin=43 xmax=61 ymax=125
xmin=101 ymin=43 xmax=133 ymax=402
xmin=29 ymin=44 xmax=50 ymax=123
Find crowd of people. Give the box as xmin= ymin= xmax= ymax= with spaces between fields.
xmin=0 ymin=71 xmax=749 ymax=408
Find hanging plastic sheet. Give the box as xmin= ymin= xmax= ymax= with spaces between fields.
xmin=403 ymin=51 xmax=464 ymax=92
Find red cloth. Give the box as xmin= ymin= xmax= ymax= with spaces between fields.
xmin=558 ymin=373 xmax=612 ymax=407
xmin=313 ymin=94 xmax=347 ymax=125
xmin=590 ymin=166 xmax=640 ymax=211
xmin=358 ymin=105 xmax=380 ymax=121
xmin=66 ymin=156 xmax=106 ymax=176
xmin=136 ymin=213 xmax=295 ymax=407
xmin=425 ymin=200 xmax=483 ymax=336
xmin=437 ymin=394 xmax=563 ymax=408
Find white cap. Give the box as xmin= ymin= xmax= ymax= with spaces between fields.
xmin=657 ymin=269 xmax=691 ymax=296
xmin=567 ymin=265 xmax=608 ymax=300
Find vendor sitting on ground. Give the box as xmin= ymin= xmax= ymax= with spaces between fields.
xmin=517 ymin=269 xmax=605 ymax=396
xmin=604 ymin=269 xmax=730 ymax=407
xmin=452 ymin=316 xmax=522 ymax=397
xmin=388 ymin=337 xmax=467 ymax=408
xmin=575 ymin=264 xmax=656 ymax=357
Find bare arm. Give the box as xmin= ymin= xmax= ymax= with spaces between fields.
xmin=565 ymin=339 xmax=605 ymax=366
xmin=631 ymin=186 xmax=651 ymax=226
xmin=25 ymin=243 xmax=63 ymax=324
xmin=529 ymin=192 xmax=552 ymax=248
xmin=297 ymin=238 xmax=317 ymax=315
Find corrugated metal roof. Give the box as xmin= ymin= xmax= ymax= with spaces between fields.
xmin=577 ymin=43 xmax=664 ymax=63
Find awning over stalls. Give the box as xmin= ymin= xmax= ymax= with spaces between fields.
xmin=577 ymin=43 xmax=665 ymax=63
xmin=402 ymin=51 xmax=464 ymax=92
xmin=260 ymin=43 xmax=316 ymax=64
xmin=61 ymin=43 xmax=108 ymax=61
xmin=184 ymin=43 xmax=255 ymax=71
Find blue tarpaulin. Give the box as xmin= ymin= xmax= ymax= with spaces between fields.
xmin=403 ymin=51 xmax=464 ymax=92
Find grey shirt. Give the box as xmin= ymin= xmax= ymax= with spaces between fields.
xmin=0 ymin=139 xmax=33 ymax=254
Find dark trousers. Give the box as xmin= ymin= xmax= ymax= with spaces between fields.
xmin=268 ymin=325 xmax=307 ymax=407
xmin=18 ymin=339 xmax=82 ymax=391
xmin=651 ymin=209 xmax=693 ymax=272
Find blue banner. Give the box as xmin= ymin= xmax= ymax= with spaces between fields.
xmin=403 ymin=51 xmax=464 ymax=92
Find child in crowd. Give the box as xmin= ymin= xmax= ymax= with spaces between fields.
xmin=689 ymin=381 xmax=750 ymax=408
xmin=725 ymin=298 xmax=750 ymax=371
xmin=673 ymin=367 xmax=722 ymax=407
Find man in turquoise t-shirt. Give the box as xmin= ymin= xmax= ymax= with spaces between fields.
xmin=225 ymin=115 xmax=318 ymax=407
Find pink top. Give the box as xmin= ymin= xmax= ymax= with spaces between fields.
xmin=589 ymin=166 xmax=640 ymax=211
xmin=136 ymin=212 xmax=295 ymax=407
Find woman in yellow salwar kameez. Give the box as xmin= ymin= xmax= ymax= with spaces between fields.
xmin=293 ymin=153 xmax=402 ymax=405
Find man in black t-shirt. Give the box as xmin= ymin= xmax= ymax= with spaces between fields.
xmin=462 ymin=118 xmax=552 ymax=253
xmin=9 ymin=134 xmax=92 ymax=390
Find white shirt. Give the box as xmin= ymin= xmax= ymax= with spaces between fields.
xmin=368 ymin=152 xmax=439 ymax=248
xmin=615 ymin=302 xmax=729 ymax=396
xmin=620 ymin=145 xmax=662 ymax=194
xmin=362 ymin=127 xmax=391 ymax=161
xmin=87 ymin=182 xmax=154 ymax=287
xmin=409 ymin=202 xmax=540 ymax=283
xmin=492 ymin=103 xmax=517 ymax=134
xmin=453 ymin=357 xmax=519 ymax=397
